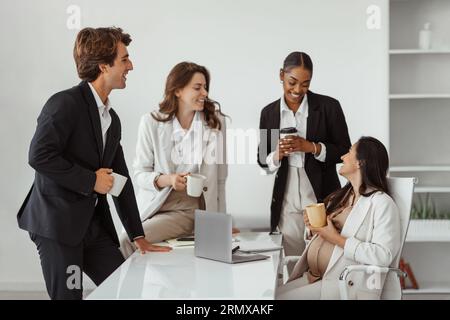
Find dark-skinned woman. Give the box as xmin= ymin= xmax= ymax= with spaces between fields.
xmin=257 ymin=52 xmax=351 ymax=272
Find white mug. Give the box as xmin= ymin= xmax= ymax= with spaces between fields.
xmin=186 ymin=173 xmax=206 ymax=197
xmin=108 ymin=172 xmax=128 ymax=197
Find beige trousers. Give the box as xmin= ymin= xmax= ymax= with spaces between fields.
xmin=120 ymin=190 xmax=202 ymax=258
xmin=279 ymin=166 xmax=317 ymax=273
xmin=276 ymin=275 xmax=322 ymax=300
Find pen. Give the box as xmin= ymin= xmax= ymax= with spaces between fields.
xmin=232 ymin=245 xmax=240 ymax=254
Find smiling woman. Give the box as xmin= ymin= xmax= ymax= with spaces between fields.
xmin=119 ymin=61 xmax=229 ymax=258
xmin=257 ymin=52 xmax=351 ymax=270
xmin=276 ymin=137 xmax=401 ymax=300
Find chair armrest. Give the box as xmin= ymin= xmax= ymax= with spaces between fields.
xmin=339 ymin=265 xmax=407 ymax=282
xmin=282 ymin=255 xmax=301 ymax=266
xmin=338 ymin=265 xmax=407 ymax=300
xmin=278 ymin=255 xmax=301 ymax=285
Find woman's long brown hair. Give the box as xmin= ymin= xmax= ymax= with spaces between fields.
xmin=152 ymin=62 xmax=226 ymax=130
xmin=324 ymin=136 xmax=390 ymax=214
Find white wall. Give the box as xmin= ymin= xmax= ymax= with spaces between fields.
xmin=0 ymin=0 xmax=388 ymax=290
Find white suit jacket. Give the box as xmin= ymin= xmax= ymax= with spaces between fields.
xmin=132 ymin=111 xmax=227 ymax=221
xmin=288 ymin=191 xmax=401 ymax=299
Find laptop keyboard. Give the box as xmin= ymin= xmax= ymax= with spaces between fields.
xmin=232 ymin=253 xmax=268 ymax=263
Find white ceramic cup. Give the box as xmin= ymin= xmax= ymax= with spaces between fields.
xmin=186 ymin=173 xmax=206 ymax=197
xmin=108 ymin=172 xmax=128 ymax=197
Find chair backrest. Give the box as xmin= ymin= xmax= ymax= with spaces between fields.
xmin=387 ymin=177 xmax=415 ymax=268
xmin=380 ymin=177 xmax=415 ymax=299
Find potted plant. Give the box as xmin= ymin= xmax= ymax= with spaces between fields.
xmin=408 ymin=194 xmax=450 ymax=241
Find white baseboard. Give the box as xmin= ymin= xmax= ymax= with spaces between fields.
xmin=0 ymin=281 xmax=46 ymax=292
xmin=0 ymin=280 xmax=96 ymax=292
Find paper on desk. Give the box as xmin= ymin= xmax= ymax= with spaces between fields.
xmin=238 ymin=240 xmax=282 ymax=253
xmin=165 ymin=235 xmax=239 ymax=248
xmin=167 ymin=238 xmax=195 ymax=247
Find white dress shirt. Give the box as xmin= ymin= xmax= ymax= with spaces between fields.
xmin=132 ymin=111 xmax=227 ymax=221
xmin=266 ymin=95 xmax=326 ymax=172
xmin=88 ymin=82 xmax=111 ymax=151
xmin=171 ymin=111 xmax=203 ymax=174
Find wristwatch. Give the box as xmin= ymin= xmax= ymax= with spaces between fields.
xmin=153 ymin=172 xmax=162 ymax=191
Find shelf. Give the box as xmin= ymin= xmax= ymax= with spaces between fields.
xmin=390 ymin=49 xmax=450 ymax=55
xmin=406 ymin=220 xmax=450 ymax=242
xmin=415 ymin=187 xmax=450 ymax=193
xmin=390 ymin=94 xmax=450 ymax=99
xmin=403 ymin=282 xmax=450 ymax=295
xmin=390 ymin=166 xmax=450 ymax=172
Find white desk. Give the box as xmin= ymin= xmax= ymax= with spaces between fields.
xmin=87 ymin=232 xmax=282 ymax=300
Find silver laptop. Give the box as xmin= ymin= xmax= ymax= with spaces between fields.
xmin=194 ymin=210 xmax=269 ymax=264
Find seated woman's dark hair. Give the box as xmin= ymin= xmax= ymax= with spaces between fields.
xmin=324 ymin=136 xmax=390 ymax=214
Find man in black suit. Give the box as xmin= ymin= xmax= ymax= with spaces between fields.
xmin=17 ymin=27 xmax=171 ymax=300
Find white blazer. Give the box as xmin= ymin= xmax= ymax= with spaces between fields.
xmin=288 ymin=191 xmax=401 ymax=300
xmin=132 ymin=111 xmax=227 ymax=221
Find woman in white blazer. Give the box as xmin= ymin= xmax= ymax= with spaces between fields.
xmin=276 ymin=136 xmax=401 ymax=300
xmin=120 ymin=62 xmax=227 ymax=258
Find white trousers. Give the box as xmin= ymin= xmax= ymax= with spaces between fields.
xmin=279 ymin=166 xmax=317 ymax=271
xmin=120 ymin=190 xmax=200 ymax=258
xmin=276 ymin=276 xmax=322 ymax=300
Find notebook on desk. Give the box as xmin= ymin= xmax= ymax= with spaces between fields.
xmin=167 ymin=237 xmax=195 ymax=247
xmin=194 ymin=210 xmax=269 ymax=264
xmin=238 ymin=240 xmax=283 ymax=253
xmin=166 ymin=236 xmax=239 ymax=248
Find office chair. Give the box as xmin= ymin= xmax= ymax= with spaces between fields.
xmin=338 ymin=177 xmax=415 ymax=299
xmin=280 ymin=177 xmax=415 ymax=300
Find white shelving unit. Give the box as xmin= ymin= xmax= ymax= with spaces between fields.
xmin=404 ymin=282 xmax=450 ymax=295
xmin=390 ymin=166 xmax=450 ymax=172
xmin=406 ymin=220 xmax=450 ymax=242
xmin=414 ymin=187 xmax=450 ymax=193
xmin=389 ymin=0 xmax=450 ymax=299
xmin=390 ymin=49 xmax=450 ymax=54
xmin=389 ymin=93 xmax=450 ymax=99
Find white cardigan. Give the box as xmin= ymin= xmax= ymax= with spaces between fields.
xmin=288 ymin=191 xmax=401 ymax=300
xmin=132 ymin=111 xmax=227 ymax=221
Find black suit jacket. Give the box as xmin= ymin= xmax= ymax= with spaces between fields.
xmin=17 ymin=81 xmax=144 ymax=246
xmin=257 ymin=91 xmax=351 ymax=232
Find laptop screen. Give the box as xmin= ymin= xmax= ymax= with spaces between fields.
xmin=194 ymin=210 xmax=233 ymax=262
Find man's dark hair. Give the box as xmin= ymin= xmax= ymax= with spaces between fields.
xmin=73 ymin=27 xmax=131 ymax=82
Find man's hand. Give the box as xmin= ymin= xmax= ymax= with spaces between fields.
xmin=134 ymin=238 xmax=172 ymax=254
xmin=94 ymin=168 xmax=114 ymax=194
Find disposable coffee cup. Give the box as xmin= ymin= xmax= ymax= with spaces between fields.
xmin=108 ymin=172 xmax=128 ymax=197
xmin=280 ymin=127 xmax=298 ymax=140
xmin=305 ymin=203 xmax=327 ymax=228
xmin=186 ymin=173 xmax=206 ymax=197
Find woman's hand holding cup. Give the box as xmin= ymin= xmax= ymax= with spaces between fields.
xmin=303 ymin=209 xmax=316 ymax=236
xmin=275 ymin=139 xmax=289 ymax=161
xmin=170 ymin=172 xmax=190 ymax=191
